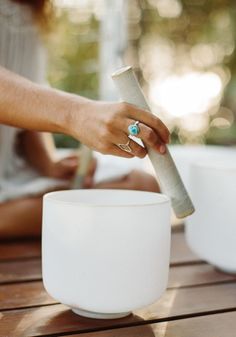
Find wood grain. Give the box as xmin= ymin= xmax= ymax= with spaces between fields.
xmin=0 ymin=231 xmax=204 ymax=285
xmin=0 ymin=257 xmax=234 ymax=288
xmin=1 ymin=283 xmax=236 ymax=336
xmin=65 ymin=311 xmax=236 ymax=337
xmin=0 ymin=259 xmax=41 ymax=284
xmin=1 ymin=264 xmax=234 ymax=311
xmin=67 ymin=324 xmax=156 ymax=337
xmin=170 ymin=231 xmax=200 ymax=265
xmin=168 ymin=263 xmax=236 ymax=288
xmin=0 ymin=305 xmax=139 ymax=337
xmin=0 ymin=231 xmax=234 ymax=337
xmin=0 ymin=259 xmax=235 ymax=302
xmin=135 ymin=282 xmax=236 ymax=321
xmin=0 ymin=232 xmax=200 ymax=265
xmin=0 ymin=281 xmax=55 ymax=310
xmin=0 ymin=240 xmax=41 ymax=261
xmin=151 ymin=311 xmax=236 ymax=337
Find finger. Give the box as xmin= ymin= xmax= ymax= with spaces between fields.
xmin=126 ymin=120 xmax=167 ymax=154
xmin=61 ymin=158 xmax=78 ymax=168
xmin=62 ymin=155 xmax=79 ymax=163
xmin=62 ymin=165 xmax=78 ymax=176
xmin=110 ymin=144 xmax=135 ymax=158
xmin=108 ymin=131 xmax=147 ymax=158
xmin=127 ymin=139 xmax=147 ymax=158
xmin=126 ymin=104 xmax=170 ymax=143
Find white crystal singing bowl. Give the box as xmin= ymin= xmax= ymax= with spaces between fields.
xmin=42 ymin=190 xmax=171 ymax=319
xmin=169 ymin=145 xmax=235 ymax=190
xmin=186 ymin=158 xmax=236 ymax=273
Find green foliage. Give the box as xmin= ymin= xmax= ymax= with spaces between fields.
xmin=47 ymin=10 xmax=99 ymax=98
xmin=46 ymin=8 xmax=99 ymax=148
xmin=53 ymin=133 xmax=79 ymax=149
xmin=142 ymin=0 xmax=236 ymax=145
xmin=47 ymin=1 xmax=236 ymax=147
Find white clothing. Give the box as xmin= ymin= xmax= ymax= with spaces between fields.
xmin=0 ymin=0 xmax=68 ymax=202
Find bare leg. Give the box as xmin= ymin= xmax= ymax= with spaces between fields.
xmin=0 ymin=171 xmax=158 ymax=239
xmin=94 ymin=170 xmax=160 ymax=193
xmin=0 ymin=197 xmax=43 ymax=239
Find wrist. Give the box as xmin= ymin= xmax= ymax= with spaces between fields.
xmin=63 ymin=93 xmax=95 ymax=140
xmin=45 ymin=88 xmax=76 ymax=137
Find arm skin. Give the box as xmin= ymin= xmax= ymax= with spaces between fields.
xmin=19 ymin=131 xmax=79 ymax=180
xmin=0 ymin=66 xmax=170 ymax=158
xmin=0 ymin=66 xmax=79 ymax=135
xmin=19 ymin=131 xmax=59 ymax=175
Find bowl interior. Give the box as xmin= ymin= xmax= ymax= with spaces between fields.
xmin=44 ymin=189 xmax=169 ymax=207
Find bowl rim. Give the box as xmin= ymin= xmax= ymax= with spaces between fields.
xmin=43 ymin=189 xmax=170 ymax=208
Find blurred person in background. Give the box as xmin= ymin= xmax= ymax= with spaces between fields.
xmin=0 ymin=0 xmax=164 ymax=238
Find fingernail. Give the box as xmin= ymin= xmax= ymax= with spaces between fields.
xmin=160 ymin=144 xmax=166 ymax=154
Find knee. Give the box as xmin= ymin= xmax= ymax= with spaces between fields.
xmin=128 ymin=170 xmax=160 ymax=192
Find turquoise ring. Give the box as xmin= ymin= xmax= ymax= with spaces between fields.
xmin=128 ymin=121 xmax=140 ymax=136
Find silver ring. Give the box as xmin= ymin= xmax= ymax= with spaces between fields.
xmin=117 ymin=139 xmax=132 ymax=153
xmin=128 ymin=120 xmax=140 ymax=136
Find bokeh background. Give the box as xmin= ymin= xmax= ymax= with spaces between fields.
xmin=47 ymin=0 xmax=236 ymax=148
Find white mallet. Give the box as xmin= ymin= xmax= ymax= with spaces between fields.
xmin=73 ymin=144 xmax=93 ymax=189
xmin=112 ymin=66 xmax=195 ymax=219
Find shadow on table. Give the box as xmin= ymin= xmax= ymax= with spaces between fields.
xmin=37 ymin=308 xmax=155 ymax=336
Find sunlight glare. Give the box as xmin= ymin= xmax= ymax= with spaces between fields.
xmin=149 ymin=72 xmax=223 ymax=117
xmin=149 ymin=0 xmax=182 ymax=18
xmin=54 ymin=0 xmax=90 ymax=8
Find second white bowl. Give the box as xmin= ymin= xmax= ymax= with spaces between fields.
xmin=186 ymin=159 xmax=236 ymax=273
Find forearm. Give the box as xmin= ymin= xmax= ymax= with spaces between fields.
xmin=0 ymin=66 xmax=89 ymax=137
xmin=0 ymin=66 xmax=170 ymax=159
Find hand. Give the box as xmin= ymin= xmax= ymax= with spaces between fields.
xmin=68 ymin=100 xmax=170 ymax=159
xmin=47 ymin=156 xmax=78 ymax=180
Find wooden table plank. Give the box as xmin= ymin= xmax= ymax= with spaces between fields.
xmin=0 ymin=305 xmax=139 ymax=337
xmin=0 ymin=232 xmax=200 ymax=265
xmin=0 ymin=240 xmax=41 ymax=261
xmin=65 ymin=311 xmax=236 ymax=337
xmin=151 ymin=311 xmax=236 ymax=337
xmin=1 ymin=265 xmax=235 ymax=311
xmin=0 ymin=282 xmax=55 ymax=310
xmin=68 ymin=325 xmax=157 ymax=337
xmin=168 ymin=264 xmax=236 ymax=288
xmin=1 ymin=230 xmax=233 ymax=337
xmin=0 ymin=259 xmax=41 ymax=284
xmin=1 ymin=283 xmax=236 ymax=336
xmin=135 ymin=282 xmax=236 ymax=320
xmin=1 ymin=256 xmax=234 ymax=288
xmin=170 ymin=232 xmax=200 ymax=265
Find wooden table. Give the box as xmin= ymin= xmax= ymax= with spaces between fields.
xmin=1 ymin=229 xmax=236 ymax=337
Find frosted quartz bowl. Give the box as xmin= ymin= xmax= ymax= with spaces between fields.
xmin=186 ymin=159 xmax=236 ymax=273
xmin=42 ymin=190 xmax=171 ymax=319
xmin=169 ymin=145 xmax=235 ymax=190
